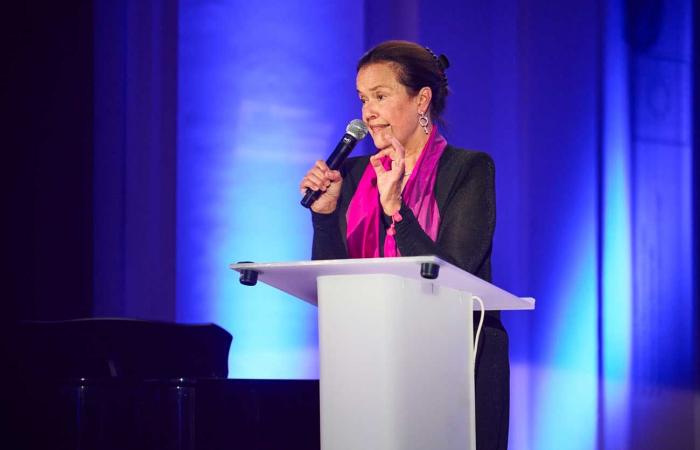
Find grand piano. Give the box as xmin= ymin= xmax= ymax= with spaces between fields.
xmin=10 ymin=318 xmax=319 ymax=450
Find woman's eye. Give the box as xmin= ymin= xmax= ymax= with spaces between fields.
xmin=377 ymin=94 xmax=385 ymax=101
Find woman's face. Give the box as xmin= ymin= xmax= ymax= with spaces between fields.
xmin=356 ymin=62 xmax=427 ymax=152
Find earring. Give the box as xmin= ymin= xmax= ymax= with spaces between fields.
xmin=418 ymin=111 xmax=430 ymax=135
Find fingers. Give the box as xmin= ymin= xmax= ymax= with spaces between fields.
xmin=370 ymin=148 xmax=395 ymax=164
xmin=299 ymin=161 xmax=341 ymax=194
xmin=369 ymin=153 xmax=386 ymax=177
xmin=391 ymin=155 xmax=405 ymax=173
xmin=387 ymin=135 xmax=405 ymax=159
xmin=300 ymin=175 xmax=329 ymax=194
xmin=307 ymin=171 xmax=328 ymax=188
xmin=314 ymin=159 xmax=330 ymax=172
xmin=373 ymin=148 xmax=394 ymax=159
xmin=372 ymin=139 xmax=405 ymax=165
xmin=386 ymin=136 xmax=406 ymax=173
xmin=370 ymin=142 xmax=406 ymax=179
xmin=385 ymin=137 xmax=405 ymax=176
xmin=326 ymin=169 xmax=341 ymax=182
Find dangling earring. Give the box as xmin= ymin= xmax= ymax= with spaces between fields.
xmin=418 ymin=111 xmax=430 ymax=135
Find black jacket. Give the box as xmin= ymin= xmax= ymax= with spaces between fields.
xmin=311 ymin=145 xmax=496 ymax=283
xmin=309 ymin=145 xmax=509 ymax=449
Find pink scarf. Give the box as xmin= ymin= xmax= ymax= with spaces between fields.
xmin=346 ymin=126 xmax=447 ymax=257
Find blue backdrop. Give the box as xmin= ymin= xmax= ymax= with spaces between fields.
xmin=176 ymin=0 xmax=364 ymax=378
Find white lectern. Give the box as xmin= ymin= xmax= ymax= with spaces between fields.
xmin=230 ymin=256 xmax=534 ymax=450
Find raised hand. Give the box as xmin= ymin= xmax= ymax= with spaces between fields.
xmin=300 ymin=160 xmax=343 ymax=214
xmin=369 ymin=134 xmax=405 ymax=215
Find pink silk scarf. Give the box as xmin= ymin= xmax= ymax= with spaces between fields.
xmin=346 ymin=126 xmax=447 ymax=258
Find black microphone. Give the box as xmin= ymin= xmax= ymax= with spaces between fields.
xmin=300 ymin=119 xmax=369 ymax=208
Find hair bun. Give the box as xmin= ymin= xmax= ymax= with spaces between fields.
xmin=438 ymin=54 xmax=450 ymax=71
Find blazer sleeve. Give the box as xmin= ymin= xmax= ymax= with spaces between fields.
xmin=310 ymin=156 xmax=368 ymax=260
xmin=392 ymin=151 xmax=495 ymax=277
xmin=311 ymin=209 xmax=348 ymax=260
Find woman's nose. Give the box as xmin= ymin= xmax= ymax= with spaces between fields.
xmin=363 ymin=104 xmax=377 ymax=122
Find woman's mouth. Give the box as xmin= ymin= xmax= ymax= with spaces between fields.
xmin=370 ymin=124 xmax=389 ymax=134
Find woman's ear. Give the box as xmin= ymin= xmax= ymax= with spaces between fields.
xmin=417 ymin=87 xmax=433 ymax=114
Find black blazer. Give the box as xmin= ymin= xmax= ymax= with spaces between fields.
xmin=311 ymin=144 xmax=496 ymax=283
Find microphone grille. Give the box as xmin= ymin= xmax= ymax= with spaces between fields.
xmin=346 ymin=119 xmax=369 ymax=140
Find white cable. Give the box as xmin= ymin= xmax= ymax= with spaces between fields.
xmin=472 ymin=295 xmax=485 ymax=365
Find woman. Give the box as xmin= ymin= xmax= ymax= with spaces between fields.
xmin=300 ymin=40 xmax=509 ymax=450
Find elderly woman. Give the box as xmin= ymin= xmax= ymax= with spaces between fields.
xmin=300 ymin=40 xmax=509 ymax=450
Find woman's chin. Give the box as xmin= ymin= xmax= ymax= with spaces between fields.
xmin=371 ymin=137 xmax=391 ymax=151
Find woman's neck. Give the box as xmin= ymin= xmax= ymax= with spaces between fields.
xmin=403 ymin=126 xmax=432 ymax=172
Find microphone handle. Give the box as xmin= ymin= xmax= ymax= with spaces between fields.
xmin=300 ymin=133 xmax=357 ymax=209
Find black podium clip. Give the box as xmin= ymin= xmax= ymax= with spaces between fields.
xmin=238 ymin=261 xmax=258 ymax=286
xmin=420 ymin=262 xmax=440 ymax=280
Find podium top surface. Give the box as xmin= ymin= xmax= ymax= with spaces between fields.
xmin=230 ymin=256 xmax=534 ymax=311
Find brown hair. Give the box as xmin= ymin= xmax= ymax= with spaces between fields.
xmin=357 ymin=40 xmax=450 ymax=126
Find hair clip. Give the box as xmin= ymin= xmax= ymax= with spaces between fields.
xmin=424 ymin=46 xmax=449 ymax=87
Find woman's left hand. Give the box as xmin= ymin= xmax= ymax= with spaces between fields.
xmin=369 ymin=134 xmax=405 ymax=215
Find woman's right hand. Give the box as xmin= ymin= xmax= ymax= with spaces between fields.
xmin=300 ymin=160 xmax=343 ymax=214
